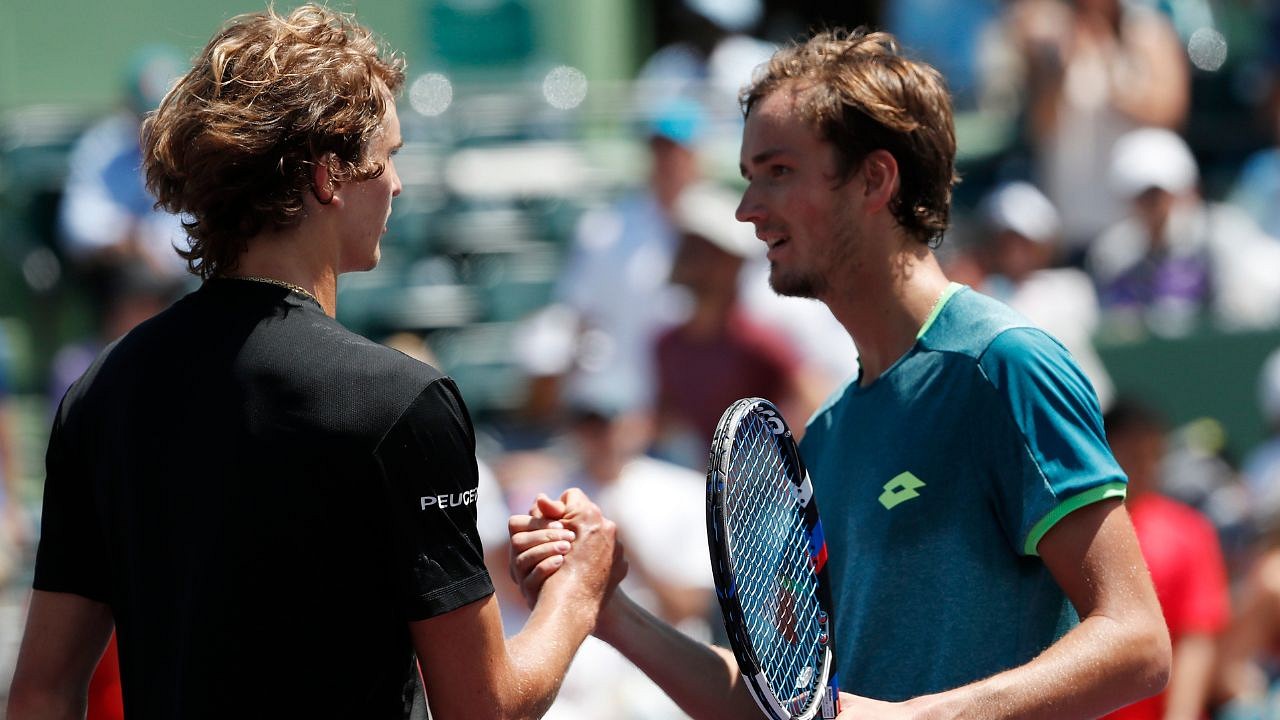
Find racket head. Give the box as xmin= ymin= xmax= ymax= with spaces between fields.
xmin=706 ymin=397 xmax=840 ymax=720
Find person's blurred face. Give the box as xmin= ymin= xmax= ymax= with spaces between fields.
xmin=992 ymin=230 xmax=1053 ymax=283
xmin=1132 ymin=187 xmax=1176 ymax=245
xmin=670 ymin=233 xmax=743 ymax=298
xmin=1110 ymin=426 xmax=1165 ymax=496
xmin=650 ymin=137 xmax=699 ymax=212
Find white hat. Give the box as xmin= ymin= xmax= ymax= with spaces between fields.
xmin=980 ymin=181 xmax=1062 ymax=243
xmin=684 ymin=0 xmax=763 ymax=32
xmin=674 ymin=182 xmax=762 ymax=259
xmin=1261 ymin=348 xmax=1280 ymax=425
xmin=1109 ymin=127 xmax=1199 ymax=199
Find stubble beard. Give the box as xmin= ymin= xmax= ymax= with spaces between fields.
xmin=768 ymin=261 xmax=826 ymax=299
xmin=767 ymin=220 xmax=858 ymax=301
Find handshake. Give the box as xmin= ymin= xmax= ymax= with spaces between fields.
xmin=506 ymin=489 xmax=630 ymax=629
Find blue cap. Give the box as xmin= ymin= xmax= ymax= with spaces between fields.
xmin=646 ymin=97 xmax=707 ymax=147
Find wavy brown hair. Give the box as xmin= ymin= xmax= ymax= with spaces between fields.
xmin=742 ymin=28 xmax=958 ymax=245
xmin=143 ymin=4 xmax=405 ymax=278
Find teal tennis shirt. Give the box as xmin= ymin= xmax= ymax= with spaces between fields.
xmin=800 ymin=283 xmax=1125 ymax=701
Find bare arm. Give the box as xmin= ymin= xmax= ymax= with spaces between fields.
xmin=413 ymin=489 xmax=621 ymax=720
xmin=0 ymin=401 xmax=25 ymax=545
xmin=510 ymin=500 xmax=759 ymax=720
xmin=7 ymin=590 xmax=114 ymax=720
xmin=839 ymin=498 xmax=1171 ymax=719
xmin=1109 ymin=17 xmax=1188 ymax=128
xmin=592 ymin=590 xmax=760 ymax=719
xmin=1214 ymin=549 xmax=1280 ymax=704
xmin=1163 ymin=633 xmax=1217 ymax=720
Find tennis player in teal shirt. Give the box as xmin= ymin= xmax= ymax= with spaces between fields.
xmin=803 ymin=281 xmax=1127 ymax=702
xmin=511 ymin=27 xmax=1170 ymax=720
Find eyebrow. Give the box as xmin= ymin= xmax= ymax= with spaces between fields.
xmin=740 ymin=148 xmax=785 ymax=178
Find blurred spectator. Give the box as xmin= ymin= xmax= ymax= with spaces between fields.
xmin=515 ymin=100 xmax=705 ymax=423
xmin=502 ymin=399 xmax=712 ymax=720
xmin=1214 ymin=382 xmax=1280 ymax=720
xmin=1103 ymin=398 xmax=1230 ymax=720
xmin=976 ymin=180 xmax=1115 ymax=409
xmin=1008 ymin=0 xmax=1188 ymax=254
xmin=652 ymin=183 xmax=821 ymax=468
xmin=885 ymin=0 xmax=1002 ymax=110
xmin=0 ymin=326 xmax=24 ymax=584
xmin=1230 ymin=83 xmax=1280 ymax=241
xmin=1087 ymin=128 xmax=1280 ymax=336
xmin=1243 ymin=349 xmax=1280 ymax=525
xmin=48 ymin=264 xmax=175 ymax=412
xmin=86 ymin=634 xmax=124 ymax=720
xmin=58 ymin=45 xmax=189 ymax=284
xmin=633 ymin=0 xmax=773 ymax=117
xmin=1215 ymin=549 xmax=1280 ymax=719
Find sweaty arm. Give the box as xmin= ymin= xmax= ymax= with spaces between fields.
xmin=7 ymin=591 xmax=114 ymax=720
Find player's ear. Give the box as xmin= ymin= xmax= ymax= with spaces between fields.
xmin=859 ymin=150 xmax=899 ymax=213
xmin=311 ymin=153 xmax=340 ymax=206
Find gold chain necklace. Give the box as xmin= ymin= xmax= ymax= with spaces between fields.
xmin=234 ymin=276 xmax=320 ymax=305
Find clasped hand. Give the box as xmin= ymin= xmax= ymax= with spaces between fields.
xmin=507 ymin=489 xmax=627 ymax=609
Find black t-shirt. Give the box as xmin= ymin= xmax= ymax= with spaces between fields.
xmin=34 ymin=279 xmax=494 ymax=719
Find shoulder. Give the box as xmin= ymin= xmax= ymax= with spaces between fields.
xmin=303 ymin=320 xmax=458 ymax=428
xmin=918 ymin=286 xmax=1038 ymax=360
xmin=975 ymin=324 xmax=1094 ymax=406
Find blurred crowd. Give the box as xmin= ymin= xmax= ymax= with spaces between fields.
xmin=3 ymin=0 xmax=1280 ymax=718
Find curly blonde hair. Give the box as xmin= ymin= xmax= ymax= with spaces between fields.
xmin=742 ymin=29 xmax=958 ymax=245
xmin=143 ymin=4 xmax=405 ymax=278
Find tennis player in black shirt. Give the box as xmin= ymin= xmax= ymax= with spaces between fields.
xmin=7 ymin=6 xmax=622 ymax=719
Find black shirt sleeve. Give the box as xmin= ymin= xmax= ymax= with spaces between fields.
xmin=373 ymin=377 xmax=494 ymax=621
xmin=33 ymin=401 xmax=110 ymax=603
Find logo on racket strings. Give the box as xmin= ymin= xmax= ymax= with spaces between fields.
xmin=753 ymin=404 xmax=787 ymax=436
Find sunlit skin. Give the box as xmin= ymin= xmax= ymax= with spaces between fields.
xmin=735 ymin=87 xmax=864 ymax=303
xmin=337 ymin=95 xmax=403 ymax=273
xmin=734 ymin=84 xmax=950 ymax=386
xmin=230 ymin=89 xmax=403 ymax=316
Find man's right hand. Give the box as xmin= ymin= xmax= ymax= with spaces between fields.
xmin=508 ymin=489 xmax=627 ymax=612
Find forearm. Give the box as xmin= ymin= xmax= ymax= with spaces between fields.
xmin=914 ymin=611 xmax=1169 ymax=719
xmin=1109 ymin=28 xmax=1187 ymax=127
xmin=1163 ymin=634 xmax=1217 ymax=720
xmin=594 ymin=591 xmax=758 ymax=720
xmin=7 ymin=590 xmax=113 ymax=720
xmin=498 ymin=585 xmax=601 ymax=719
xmin=6 ymin=689 xmax=87 ymax=720
xmin=0 ymin=407 xmax=20 ymax=501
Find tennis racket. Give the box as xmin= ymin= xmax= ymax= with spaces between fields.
xmin=706 ymin=397 xmax=840 ymax=720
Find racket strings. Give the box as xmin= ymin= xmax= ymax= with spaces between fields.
xmin=724 ymin=413 xmax=825 ymax=712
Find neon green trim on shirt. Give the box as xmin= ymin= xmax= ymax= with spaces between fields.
xmin=916 ymin=282 xmax=965 ymax=340
xmin=1023 ymin=481 xmax=1128 ymax=556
